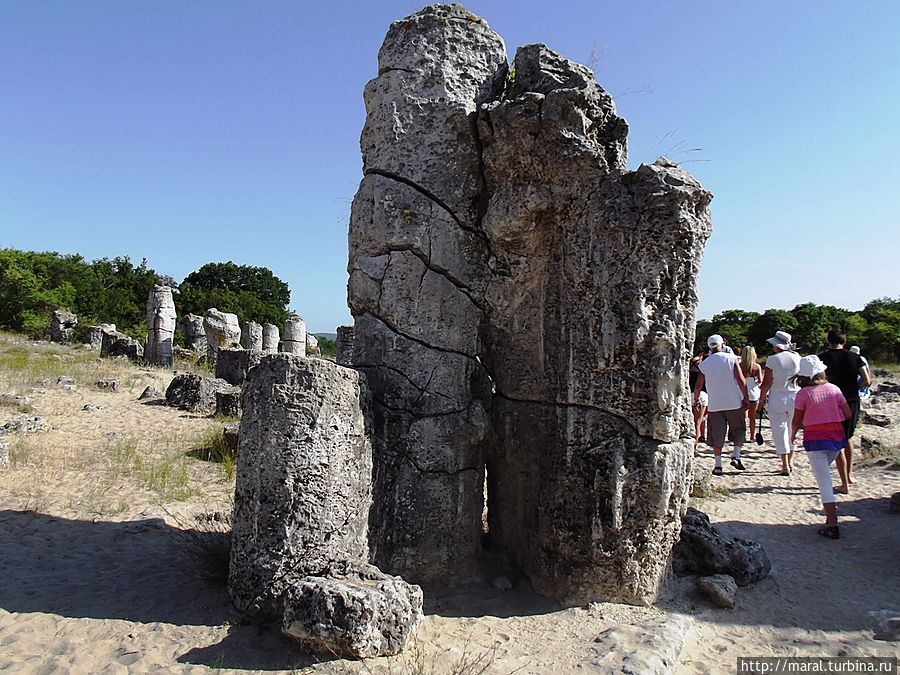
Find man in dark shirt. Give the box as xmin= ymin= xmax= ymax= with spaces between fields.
xmin=819 ymin=329 xmax=871 ymax=493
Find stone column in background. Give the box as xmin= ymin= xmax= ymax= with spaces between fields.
xmin=203 ymin=308 xmax=241 ymax=367
xmin=242 ymin=320 xmax=263 ymax=351
xmin=281 ymin=315 xmax=306 ymax=356
xmin=262 ymin=323 xmax=280 ymax=352
xmin=335 ymin=325 xmax=356 ymax=366
xmin=182 ymin=314 xmax=208 ymax=354
xmin=145 ymin=285 xmax=177 ymax=367
xmin=50 ymin=310 xmax=78 ymax=343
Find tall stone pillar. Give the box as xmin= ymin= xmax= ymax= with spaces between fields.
xmin=203 ymin=308 xmax=241 ymax=367
xmin=347 ymin=5 xmax=712 ymax=606
xmin=145 ymin=285 xmax=176 ymax=367
xmin=182 ymin=314 xmax=207 ymax=353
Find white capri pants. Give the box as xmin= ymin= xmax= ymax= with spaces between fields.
xmin=766 ymin=391 xmax=796 ymax=456
xmin=807 ymin=449 xmax=841 ymax=505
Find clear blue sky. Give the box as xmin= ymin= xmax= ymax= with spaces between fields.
xmin=2 ymin=1 xmax=898 ymax=332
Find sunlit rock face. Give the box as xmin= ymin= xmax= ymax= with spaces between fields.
xmin=347 ymin=3 xmax=712 ymax=605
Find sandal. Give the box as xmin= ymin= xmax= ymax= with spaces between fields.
xmin=712 ymin=466 xmax=723 ymax=476
xmin=818 ymin=525 xmax=840 ymax=540
xmin=780 ymin=468 xmax=790 ymax=476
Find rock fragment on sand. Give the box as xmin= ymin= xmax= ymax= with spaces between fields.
xmin=860 ymin=410 xmax=891 ymax=427
xmin=222 ymin=423 xmax=239 ymax=454
xmin=590 ymin=615 xmax=692 ymax=674
xmin=57 ymin=376 xmax=76 ymax=385
xmin=165 ymin=373 xmax=232 ymax=415
xmin=82 ymin=404 xmax=102 ymax=412
xmin=215 ymin=387 xmax=242 ymax=418
xmin=282 ymin=561 xmax=424 ymax=658
xmin=673 ymin=508 xmax=771 ymax=586
xmin=138 ymin=385 xmax=161 ymax=400
xmin=1 ymin=414 xmax=48 ymax=435
xmin=696 ymin=574 xmax=737 ymax=608
xmin=95 ymin=379 xmax=119 ymax=391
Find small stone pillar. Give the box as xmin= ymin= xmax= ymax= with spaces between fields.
xmin=203 ymin=308 xmax=241 ymax=367
xmin=262 ymin=323 xmax=280 ymax=352
xmin=306 ymin=334 xmax=320 ymax=355
xmin=242 ymin=321 xmax=263 ymax=351
xmin=145 ymin=285 xmax=177 ymax=367
xmin=50 ymin=310 xmax=78 ymax=343
xmin=182 ymin=314 xmax=208 ymax=353
xmin=228 ymin=354 xmax=373 ymax=616
xmin=281 ymin=315 xmax=307 ymax=356
xmin=335 ymin=325 xmax=356 ymax=366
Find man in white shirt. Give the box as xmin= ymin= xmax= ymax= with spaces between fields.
xmin=693 ymin=334 xmax=749 ymax=475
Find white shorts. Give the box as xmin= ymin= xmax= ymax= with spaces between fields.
xmin=698 ymin=391 xmax=708 ymax=407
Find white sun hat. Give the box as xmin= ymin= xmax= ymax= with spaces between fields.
xmin=798 ymin=354 xmax=827 ymax=378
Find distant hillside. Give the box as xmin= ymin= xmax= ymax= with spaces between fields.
xmin=313 ymin=333 xmax=336 ymax=341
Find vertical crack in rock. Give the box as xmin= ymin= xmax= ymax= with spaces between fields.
xmin=348 ymin=4 xmax=712 ymax=605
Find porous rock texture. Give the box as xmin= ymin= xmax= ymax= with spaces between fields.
xmin=228 ymin=354 xmax=373 ymax=617
xmin=242 ymin=320 xmax=263 ymax=351
xmin=181 ymin=314 xmax=208 ymax=353
xmin=215 ymin=387 xmax=242 ymax=418
xmin=50 ymin=310 xmax=78 ymax=343
xmin=673 ymin=508 xmax=771 ymax=586
xmin=262 ymin=323 xmax=280 ymax=352
xmin=203 ymin=309 xmax=241 ymax=366
xmin=282 ymin=561 xmax=424 ymax=658
xmin=145 ymin=285 xmax=177 ymax=367
xmin=346 ymin=4 xmax=712 ymax=605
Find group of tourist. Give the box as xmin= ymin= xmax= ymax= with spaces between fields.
xmin=690 ymin=329 xmax=871 ymax=540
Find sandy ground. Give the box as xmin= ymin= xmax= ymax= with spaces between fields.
xmin=1 ymin=338 xmax=898 ymax=674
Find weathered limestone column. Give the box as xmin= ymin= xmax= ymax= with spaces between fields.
xmin=203 ymin=308 xmax=241 ymax=366
xmin=181 ymin=314 xmax=207 ymax=353
xmin=241 ymin=320 xmax=263 ymax=351
xmin=335 ymin=325 xmax=356 ymax=366
xmin=281 ymin=315 xmax=307 ymax=356
xmin=215 ymin=347 xmax=262 ymax=386
xmin=348 ymin=5 xmax=712 ymax=605
xmin=228 ymin=354 xmax=373 ymax=617
xmin=50 ymin=310 xmax=77 ymax=343
xmin=262 ymin=323 xmax=280 ymax=352
xmin=306 ymin=334 xmax=320 ymax=355
xmin=348 ymin=4 xmax=506 ymax=585
xmin=145 ymin=285 xmax=177 ymax=367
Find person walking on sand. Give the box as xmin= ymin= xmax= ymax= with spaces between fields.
xmin=741 ymin=345 xmax=763 ymax=443
xmin=693 ymin=334 xmax=749 ymax=476
xmin=819 ymin=330 xmax=871 ymax=493
xmin=849 ymin=345 xmax=872 ymax=399
xmin=790 ymin=355 xmax=851 ymax=539
xmin=758 ymin=330 xmax=800 ymax=475
xmin=690 ymin=347 xmax=709 ymax=445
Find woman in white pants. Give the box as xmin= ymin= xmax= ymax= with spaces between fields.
xmin=758 ymin=331 xmax=800 ymax=475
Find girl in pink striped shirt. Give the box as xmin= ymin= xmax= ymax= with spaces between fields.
xmin=790 ymin=355 xmax=850 ymax=540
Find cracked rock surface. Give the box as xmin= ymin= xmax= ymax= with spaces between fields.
xmin=144 ymin=285 xmax=176 ymax=367
xmin=347 ymin=3 xmax=712 ymax=605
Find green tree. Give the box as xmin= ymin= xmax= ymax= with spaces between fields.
xmin=748 ymin=309 xmax=798 ymax=355
xmin=789 ymin=303 xmax=848 ymax=354
xmin=178 ymin=261 xmax=291 ymax=327
xmin=708 ymin=309 xmax=759 ymax=350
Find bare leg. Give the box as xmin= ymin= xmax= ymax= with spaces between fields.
xmin=834 ymin=450 xmax=850 ymax=493
xmin=823 ymin=502 xmax=837 ymax=526
xmin=747 ymin=402 xmax=758 ymax=439
xmin=845 ymin=439 xmax=854 ymax=484
xmin=780 ymin=453 xmax=790 ymax=475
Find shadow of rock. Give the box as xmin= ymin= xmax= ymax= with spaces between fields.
xmin=0 ymin=509 xmax=228 ymax=626
xmin=176 ymin=623 xmax=327 ymax=671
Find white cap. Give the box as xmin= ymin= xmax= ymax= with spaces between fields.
xmin=849 ymin=346 xmax=860 ymax=354
xmin=767 ymin=331 xmax=793 ymax=349
xmin=707 ymin=334 xmax=724 ymax=348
